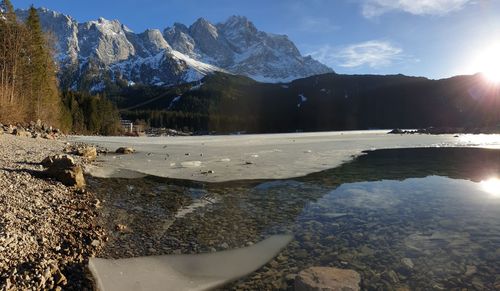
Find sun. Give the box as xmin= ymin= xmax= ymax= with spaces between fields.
xmin=480 ymin=177 xmax=500 ymax=197
xmin=472 ymin=43 xmax=500 ymax=84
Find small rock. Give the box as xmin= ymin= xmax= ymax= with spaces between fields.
xmin=285 ymin=274 xmax=297 ymax=282
xmin=389 ymin=128 xmax=405 ymax=134
xmin=295 ymin=267 xmax=361 ymax=291
xmin=115 ymin=224 xmax=128 ymax=232
xmin=465 ymin=265 xmax=477 ymax=276
xmin=115 ymin=147 xmax=135 ymax=154
xmin=13 ymin=127 xmax=31 ymax=137
xmin=76 ymin=146 xmax=97 ymax=161
xmin=6 ymin=125 xmax=15 ymax=134
xmin=384 ymin=270 xmax=399 ymax=284
xmin=53 ymin=268 xmax=67 ymax=286
xmin=401 ymin=258 xmax=414 ymax=269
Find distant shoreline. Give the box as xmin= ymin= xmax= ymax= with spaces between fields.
xmin=389 ymin=127 xmax=500 ymax=135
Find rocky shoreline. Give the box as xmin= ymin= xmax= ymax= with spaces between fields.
xmin=388 ymin=126 xmax=500 ymax=135
xmin=0 ymin=130 xmax=105 ymax=290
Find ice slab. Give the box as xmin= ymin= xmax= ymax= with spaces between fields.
xmin=89 ymin=235 xmax=293 ymax=291
xmin=72 ymin=131 xmax=500 ymax=182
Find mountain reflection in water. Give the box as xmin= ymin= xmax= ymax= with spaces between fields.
xmin=89 ymin=147 xmax=500 ymax=290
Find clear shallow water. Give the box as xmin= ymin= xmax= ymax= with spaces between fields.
xmin=90 ymin=148 xmax=500 ymax=290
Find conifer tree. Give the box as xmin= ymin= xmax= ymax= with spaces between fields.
xmin=26 ymin=6 xmax=46 ymax=117
xmin=25 ymin=6 xmax=60 ymax=124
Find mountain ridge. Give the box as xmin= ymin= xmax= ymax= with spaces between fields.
xmin=110 ymin=71 xmax=500 ymax=133
xmin=15 ymin=8 xmax=333 ymax=91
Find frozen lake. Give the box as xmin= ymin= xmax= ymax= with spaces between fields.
xmin=72 ymin=131 xmax=500 ymax=182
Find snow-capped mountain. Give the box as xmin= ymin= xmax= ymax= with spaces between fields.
xmin=16 ymin=8 xmax=333 ymax=90
xmin=165 ymin=16 xmax=332 ymax=82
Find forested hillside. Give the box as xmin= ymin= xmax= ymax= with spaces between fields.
xmin=113 ymin=72 xmax=500 ymax=133
xmin=0 ymin=1 xmax=121 ymax=134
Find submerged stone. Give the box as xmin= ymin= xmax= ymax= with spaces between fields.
xmin=116 ymin=147 xmax=135 ymax=154
xmin=294 ymin=266 xmax=361 ymax=291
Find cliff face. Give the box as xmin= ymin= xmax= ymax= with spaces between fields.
xmin=16 ymin=8 xmax=333 ymax=91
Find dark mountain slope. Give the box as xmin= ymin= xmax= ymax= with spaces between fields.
xmin=112 ymin=72 xmax=500 ymax=133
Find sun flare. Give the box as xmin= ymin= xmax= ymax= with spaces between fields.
xmin=480 ymin=177 xmax=500 ymax=197
xmin=472 ymin=44 xmax=500 ymax=84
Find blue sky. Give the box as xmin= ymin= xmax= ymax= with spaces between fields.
xmin=11 ymin=0 xmax=500 ymax=79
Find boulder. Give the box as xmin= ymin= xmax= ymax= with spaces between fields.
xmin=7 ymin=125 xmax=15 ymax=134
xmin=43 ymin=155 xmax=85 ymax=188
xmin=13 ymin=127 xmax=31 ymax=137
xmin=42 ymin=133 xmax=55 ymax=140
xmin=116 ymin=147 xmax=135 ymax=154
xmin=388 ymin=128 xmax=404 ymax=134
xmin=42 ymin=154 xmax=75 ymax=168
xmin=295 ymin=267 xmax=361 ymax=291
xmin=76 ymin=146 xmax=98 ymax=161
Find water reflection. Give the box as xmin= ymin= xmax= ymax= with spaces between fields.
xmin=459 ymin=134 xmax=500 ymax=149
xmin=89 ymin=147 xmax=500 ymax=290
xmin=480 ymin=177 xmax=500 ymax=197
xmin=294 ymin=176 xmax=500 ymax=290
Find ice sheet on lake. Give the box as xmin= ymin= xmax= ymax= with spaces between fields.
xmin=175 ymin=197 xmax=218 ymax=219
xmin=89 ymin=234 xmax=293 ymax=291
xmin=71 ymin=131 xmax=500 ymax=182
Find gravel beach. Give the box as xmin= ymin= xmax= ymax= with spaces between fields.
xmin=0 ymin=134 xmax=104 ymax=290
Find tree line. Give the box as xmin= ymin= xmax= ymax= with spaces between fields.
xmin=121 ymin=109 xmax=259 ymax=133
xmin=61 ymin=91 xmax=121 ymax=135
xmin=0 ymin=1 xmax=121 ymax=134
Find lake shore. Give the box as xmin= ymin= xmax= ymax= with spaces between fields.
xmin=0 ymin=133 xmax=104 ymax=290
xmin=73 ymin=130 xmax=500 ymax=183
xmin=2 ymin=130 xmax=500 ymax=290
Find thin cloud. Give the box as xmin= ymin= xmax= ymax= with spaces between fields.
xmin=361 ymin=0 xmax=473 ymax=18
xmin=299 ymin=17 xmax=340 ymax=33
xmin=310 ymin=40 xmax=405 ymax=69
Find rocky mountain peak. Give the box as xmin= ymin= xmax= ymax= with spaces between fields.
xmin=190 ymin=17 xmax=219 ymax=39
xmin=78 ymin=17 xmax=135 ymax=65
xmin=221 ymin=15 xmax=256 ymax=32
xmin=166 ymin=22 xmax=190 ymax=35
xmin=142 ymin=29 xmax=171 ymax=52
xmin=15 ymin=7 xmax=333 ymax=90
xmin=164 ymin=23 xmax=196 ymax=57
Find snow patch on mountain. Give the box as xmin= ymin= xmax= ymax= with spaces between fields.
xmin=297 ymin=94 xmax=307 ymax=108
xmin=170 ymin=50 xmax=224 ymax=75
xmin=168 ymin=96 xmax=182 ymax=109
xmin=16 ymin=8 xmax=333 ymax=90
